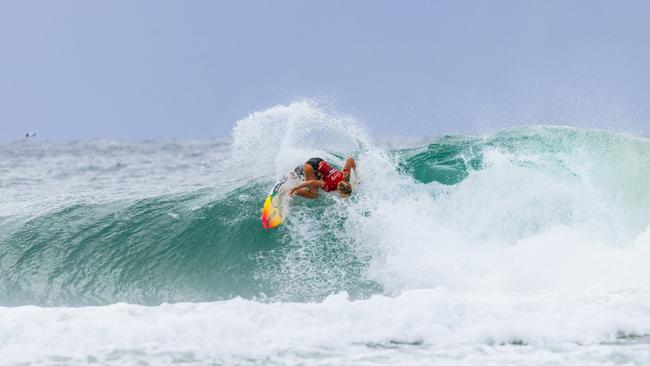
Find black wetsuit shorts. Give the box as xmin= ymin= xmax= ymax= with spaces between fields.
xmin=306 ymin=157 xmax=323 ymax=171
xmin=294 ymin=157 xmax=323 ymax=179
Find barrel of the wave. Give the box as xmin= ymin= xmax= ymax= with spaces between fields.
xmin=261 ymin=171 xmax=297 ymax=228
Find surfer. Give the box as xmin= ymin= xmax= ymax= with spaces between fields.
xmin=289 ymin=157 xmax=355 ymax=198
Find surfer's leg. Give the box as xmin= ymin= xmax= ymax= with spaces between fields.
xmin=297 ymin=163 xmax=319 ymax=198
xmin=303 ymin=163 xmax=317 ymax=181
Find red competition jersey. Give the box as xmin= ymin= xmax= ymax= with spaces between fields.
xmin=317 ymin=161 xmax=344 ymax=192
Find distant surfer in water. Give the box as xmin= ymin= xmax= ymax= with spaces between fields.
xmin=289 ymin=157 xmax=356 ymax=198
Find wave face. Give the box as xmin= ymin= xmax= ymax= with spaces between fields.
xmin=1 ymin=102 xmax=650 ymax=306
xmin=1 ymin=101 xmax=650 ymax=364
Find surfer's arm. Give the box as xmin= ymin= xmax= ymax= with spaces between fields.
xmin=343 ymin=157 xmax=356 ymax=171
xmin=289 ymin=180 xmax=324 ymax=198
xmin=343 ymin=157 xmax=356 ymax=181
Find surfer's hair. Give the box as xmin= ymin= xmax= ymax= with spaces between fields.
xmin=337 ymin=180 xmax=352 ymax=196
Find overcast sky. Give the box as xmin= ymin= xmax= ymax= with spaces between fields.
xmin=1 ymin=0 xmax=649 ymax=141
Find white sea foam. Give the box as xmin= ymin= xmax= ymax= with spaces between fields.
xmin=1 ymin=289 xmax=649 ymax=365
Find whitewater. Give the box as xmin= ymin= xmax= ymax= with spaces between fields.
xmin=1 ymin=100 xmax=650 ymax=365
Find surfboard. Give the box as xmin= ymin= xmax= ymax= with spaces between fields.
xmin=261 ymin=169 xmax=301 ymax=229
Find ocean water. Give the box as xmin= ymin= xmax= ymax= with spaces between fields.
xmin=1 ymin=100 xmax=650 ymax=365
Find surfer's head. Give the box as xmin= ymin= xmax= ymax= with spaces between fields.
xmin=337 ymin=180 xmax=352 ymax=197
